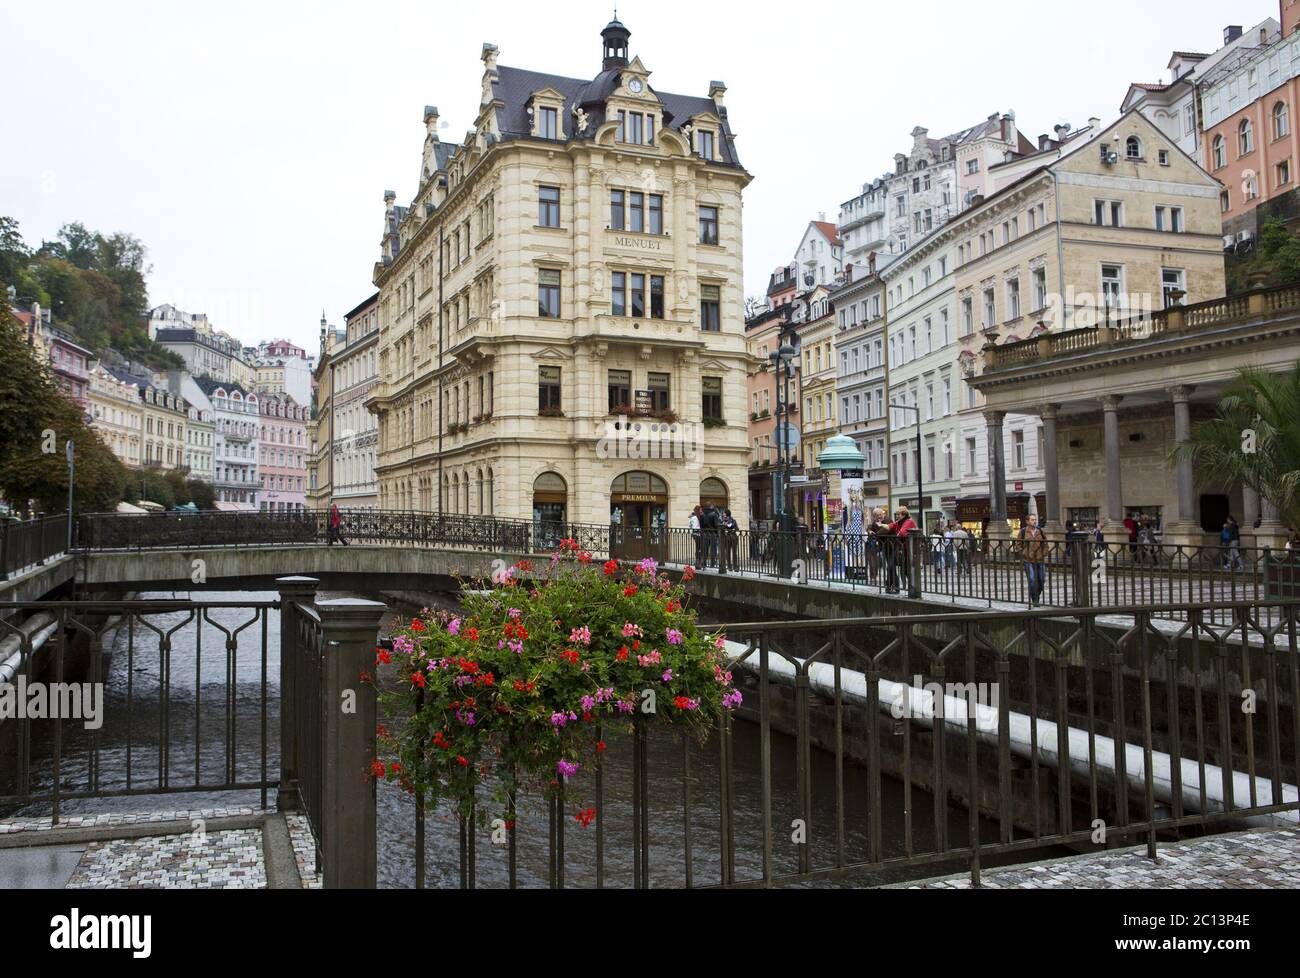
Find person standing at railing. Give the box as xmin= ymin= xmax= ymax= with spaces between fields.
xmin=885 ymin=506 xmax=917 ymax=595
xmin=951 ymin=522 xmax=972 ymax=577
xmin=1221 ymin=515 xmax=1242 ymax=571
xmin=721 ymin=509 xmax=739 ymax=572
xmin=1016 ymin=513 xmax=1048 ymax=607
xmin=689 ymin=506 xmax=703 ymax=566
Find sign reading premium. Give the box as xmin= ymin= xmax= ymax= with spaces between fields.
xmin=610 ymin=234 xmax=666 ymax=252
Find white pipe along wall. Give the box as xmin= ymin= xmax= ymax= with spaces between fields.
xmin=725 ymin=642 xmax=1298 ymax=827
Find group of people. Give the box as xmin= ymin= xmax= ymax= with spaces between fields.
xmin=688 ymin=503 xmax=739 ymax=571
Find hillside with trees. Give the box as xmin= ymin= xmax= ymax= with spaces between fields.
xmin=0 ymin=216 xmax=182 ymax=372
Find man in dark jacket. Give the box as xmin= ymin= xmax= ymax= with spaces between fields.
xmin=701 ymin=504 xmax=720 ymax=569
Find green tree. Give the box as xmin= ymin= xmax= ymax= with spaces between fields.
xmin=186 ymin=478 xmax=216 ymax=511
xmin=1230 ymin=219 xmax=1300 ymax=293
xmin=1172 ymin=362 xmax=1300 ymax=529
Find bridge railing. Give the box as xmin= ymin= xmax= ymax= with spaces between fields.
xmin=1 ymin=588 xmax=390 ymax=890
xmin=1 ymin=516 xmax=67 ymax=581
xmin=0 ymin=596 xmax=280 ymax=821
xmin=70 ymin=511 xmax=1300 ymax=621
xmin=397 ymin=600 xmax=1300 ymax=889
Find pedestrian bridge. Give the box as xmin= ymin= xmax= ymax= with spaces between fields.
xmin=3 ymin=510 xmax=1295 ymax=628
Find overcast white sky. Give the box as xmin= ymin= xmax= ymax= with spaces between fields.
xmin=0 ymin=0 xmax=1271 ymax=351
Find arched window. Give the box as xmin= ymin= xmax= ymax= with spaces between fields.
xmin=1240 ymin=118 xmax=1254 ymax=155
xmin=1213 ymin=135 xmax=1226 ymax=169
xmin=533 ymin=472 xmax=567 ymax=545
xmin=1125 ymin=135 xmax=1143 ymax=160
xmin=700 ymin=477 xmax=729 ymax=510
xmin=1276 ymin=101 xmax=1291 ymax=139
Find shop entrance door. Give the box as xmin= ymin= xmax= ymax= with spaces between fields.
xmin=611 ymin=502 xmax=667 ymax=562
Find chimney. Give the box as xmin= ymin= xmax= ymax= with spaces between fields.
xmin=844 ymin=262 xmax=854 ymax=283
xmin=1038 ymin=133 xmax=1052 ymax=151
xmin=971 ymin=193 xmax=985 ymax=207
xmin=868 ymin=251 xmax=877 ymax=276
xmin=1088 ymin=116 xmax=1101 ymax=133
xmin=708 ymin=80 xmax=727 ymax=108
xmin=1224 ymin=25 xmax=1243 ymax=44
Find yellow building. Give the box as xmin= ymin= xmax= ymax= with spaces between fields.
xmin=794 ymin=286 xmax=838 ymax=529
xmin=954 ymin=110 xmax=1228 ymax=541
xmin=367 ymin=18 xmax=753 ymax=540
xmin=88 ymin=363 xmax=143 ymax=467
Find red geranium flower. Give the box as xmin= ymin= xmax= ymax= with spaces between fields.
xmin=376 ymin=648 xmax=392 ymax=665
xmin=410 ymin=671 xmax=426 ymax=688
xmin=603 ymin=560 xmax=619 ymax=576
xmin=369 ymin=759 xmax=386 ymax=779
xmin=410 ymin=619 xmax=426 ymax=632
xmin=623 ymin=586 xmax=638 ymax=597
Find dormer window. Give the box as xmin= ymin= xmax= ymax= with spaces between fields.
xmin=538 ymin=106 xmax=558 ymax=140
xmin=617 ymin=110 xmax=654 ymax=145
xmin=1126 ymin=135 xmax=1143 ymax=160
xmin=697 ymin=130 xmax=715 ymax=160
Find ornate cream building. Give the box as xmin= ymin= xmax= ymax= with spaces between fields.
xmin=367 ymin=18 xmax=752 ymax=538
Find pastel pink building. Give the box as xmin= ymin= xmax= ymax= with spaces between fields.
xmin=258 ymin=394 xmax=309 ymax=513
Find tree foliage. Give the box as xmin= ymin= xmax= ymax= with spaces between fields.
xmin=0 ymin=304 xmax=129 ymax=514
xmin=1 ymin=217 xmax=182 ymax=372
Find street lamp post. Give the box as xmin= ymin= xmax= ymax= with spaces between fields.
xmin=888 ymin=402 xmax=923 ymax=599
xmin=65 ymin=439 xmax=75 ymax=551
xmin=770 ymin=337 xmax=798 ymax=576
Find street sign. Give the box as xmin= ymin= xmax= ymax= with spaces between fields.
xmin=776 ymin=421 xmax=801 ymax=452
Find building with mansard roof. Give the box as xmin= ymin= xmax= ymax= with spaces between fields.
xmin=366 ymin=18 xmax=753 ymax=549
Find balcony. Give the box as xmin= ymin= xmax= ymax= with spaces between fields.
xmin=982 ymin=287 xmax=1294 ymax=374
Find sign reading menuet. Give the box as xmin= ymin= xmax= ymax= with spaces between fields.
xmin=609 ymin=234 xmax=666 ymax=252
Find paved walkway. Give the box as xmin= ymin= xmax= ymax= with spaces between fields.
xmin=907 ymin=828 xmax=1300 ymax=889
xmin=0 ymin=807 xmax=318 ymax=889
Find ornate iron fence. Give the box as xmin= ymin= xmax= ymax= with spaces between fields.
xmin=71 ymin=511 xmax=1300 ymax=621
xmin=400 ymin=600 xmax=1300 ymax=889
xmin=0 ymin=516 xmax=67 ymax=581
xmin=0 ymin=597 xmax=277 ymax=821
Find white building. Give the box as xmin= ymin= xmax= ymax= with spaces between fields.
xmin=881 ymin=233 xmax=960 ymax=533
xmin=837 ymin=114 xmax=1032 ymax=270
xmin=194 ymin=377 xmax=261 ymax=510
xmin=1121 ymin=19 xmax=1280 ymax=167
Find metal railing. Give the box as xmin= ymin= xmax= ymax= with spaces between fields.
xmin=0 ymin=516 xmax=67 ymax=581
xmin=400 ymin=600 xmax=1300 ymax=888
xmin=0 ymin=597 xmax=278 ymax=821
xmin=71 ymin=511 xmax=1300 ymax=623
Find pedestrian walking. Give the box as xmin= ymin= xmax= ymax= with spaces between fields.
xmin=328 ymin=503 xmax=349 ymax=546
xmin=1016 ymin=513 xmax=1048 ymax=607
xmin=689 ymin=506 xmax=703 ymax=567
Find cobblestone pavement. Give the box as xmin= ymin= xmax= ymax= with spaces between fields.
xmin=0 ymin=806 xmax=260 ymax=836
xmin=910 ymin=829 xmax=1300 ymax=889
xmin=285 ymin=814 xmax=321 ymax=889
xmin=1 ymin=808 xmax=277 ymax=889
xmin=67 ymin=829 xmax=266 ymax=889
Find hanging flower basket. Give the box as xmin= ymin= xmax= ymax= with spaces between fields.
xmin=373 ymin=545 xmax=741 ymax=825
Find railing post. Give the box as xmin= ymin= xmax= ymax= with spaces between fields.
xmin=908 ymin=533 xmax=921 ymax=600
xmin=0 ymin=519 xmax=9 ymax=582
xmin=275 ymin=576 xmax=319 ymax=812
xmin=1072 ymin=538 xmax=1092 ymax=608
xmin=316 ymin=596 xmax=387 ymax=889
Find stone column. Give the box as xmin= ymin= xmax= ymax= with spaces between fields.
xmin=1039 ymin=404 xmax=1061 ymax=535
xmin=985 ymin=410 xmax=1008 ymax=539
xmin=1257 ymin=497 xmax=1289 ymax=551
xmin=1165 ymin=386 xmax=1200 ymax=547
xmin=1242 ymin=486 xmax=1261 ymax=546
xmin=317 ymin=596 xmax=388 ymax=889
xmin=1101 ymin=394 xmax=1127 ymax=540
xmin=275 ymin=576 xmax=320 ymax=812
